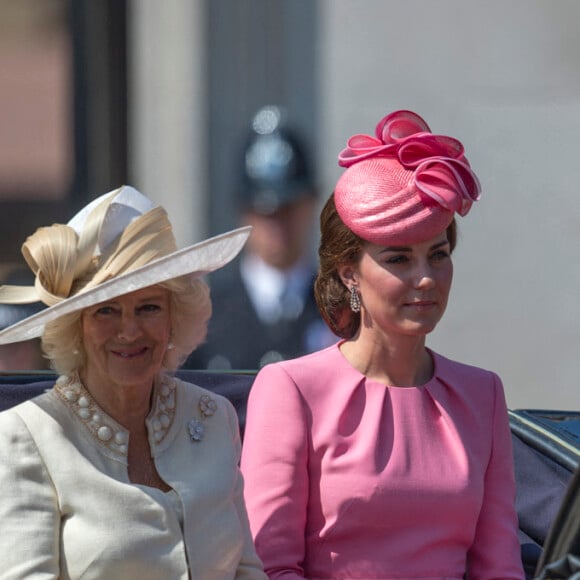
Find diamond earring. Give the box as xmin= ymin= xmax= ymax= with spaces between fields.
xmin=349 ymin=286 xmax=361 ymax=313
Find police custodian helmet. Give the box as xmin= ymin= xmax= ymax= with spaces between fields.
xmin=241 ymin=105 xmax=316 ymax=215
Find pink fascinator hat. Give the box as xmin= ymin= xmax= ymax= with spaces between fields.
xmin=335 ymin=110 xmax=481 ymax=245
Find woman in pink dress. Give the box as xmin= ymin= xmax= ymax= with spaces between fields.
xmin=241 ymin=110 xmax=525 ymax=579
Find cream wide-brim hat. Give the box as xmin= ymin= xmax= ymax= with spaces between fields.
xmin=0 ymin=185 xmax=251 ymax=345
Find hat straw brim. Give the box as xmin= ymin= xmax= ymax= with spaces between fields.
xmin=0 ymin=226 xmax=251 ymax=345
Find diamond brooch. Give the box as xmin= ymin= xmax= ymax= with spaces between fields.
xmin=188 ymin=419 xmax=205 ymax=442
xmin=188 ymin=394 xmax=217 ymax=442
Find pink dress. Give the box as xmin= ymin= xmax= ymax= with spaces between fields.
xmin=241 ymin=343 xmax=524 ymax=580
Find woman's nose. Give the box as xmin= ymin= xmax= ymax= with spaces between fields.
xmin=117 ymin=313 xmax=141 ymax=341
xmin=414 ymin=264 xmax=436 ymax=289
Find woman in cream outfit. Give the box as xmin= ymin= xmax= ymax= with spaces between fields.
xmin=0 ymin=186 xmax=266 ymax=579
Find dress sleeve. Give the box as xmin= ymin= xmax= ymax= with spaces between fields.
xmin=0 ymin=409 xmax=60 ymax=578
xmin=241 ymin=364 xmax=309 ymax=579
xmin=467 ymin=375 xmax=525 ymax=579
xmin=222 ymin=400 xmax=268 ymax=580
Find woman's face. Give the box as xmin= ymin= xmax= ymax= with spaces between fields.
xmin=80 ymin=286 xmax=171 ymax=391
xmin=341 ymin=230 xmax=453 ymax=340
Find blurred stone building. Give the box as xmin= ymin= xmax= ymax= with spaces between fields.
xmin=1 ymin=0 xmax=578 ymax=408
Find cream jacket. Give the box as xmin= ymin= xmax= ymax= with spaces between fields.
xmin=0 ymin=374 xmax=266 ymax=580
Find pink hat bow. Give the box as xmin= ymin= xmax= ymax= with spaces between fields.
xmin=338 ymin=110 xmax=481 ymax=216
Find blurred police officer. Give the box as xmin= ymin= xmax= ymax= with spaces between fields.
xmin=186 ymin=105 xmax=336 ymax=370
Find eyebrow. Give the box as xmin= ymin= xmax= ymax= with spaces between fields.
xmin=97 ymin=292 xmax=167 ymax=307
xmin=379 ymin=240 xmax=450 ymax=253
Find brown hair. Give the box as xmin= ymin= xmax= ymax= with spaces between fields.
xmin=314 ymin=194 xmax=457 ymax=339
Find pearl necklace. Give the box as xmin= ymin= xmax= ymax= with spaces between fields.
xmin=54 ymin=373 xmax=177 ymax=457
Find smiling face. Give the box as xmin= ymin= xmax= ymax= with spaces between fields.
xmin=80 ymin=286 xmax=172 ymax=393
xmin=339 ymin=230 xmax=453 ymax=341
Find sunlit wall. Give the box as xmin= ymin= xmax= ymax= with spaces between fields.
xmin=316 ymin=0 xmax=580 ymax=409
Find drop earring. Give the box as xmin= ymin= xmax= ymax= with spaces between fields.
xmin=349 ymin=286 xmax=361 ymax=313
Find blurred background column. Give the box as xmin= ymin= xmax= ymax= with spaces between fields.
xmin=129 ymin=0 xmax=207 ymax=246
